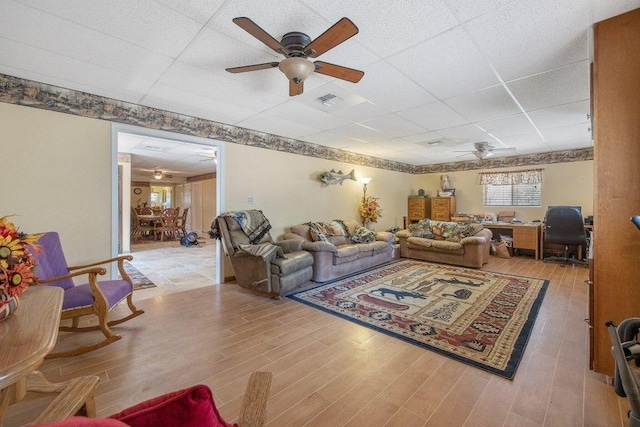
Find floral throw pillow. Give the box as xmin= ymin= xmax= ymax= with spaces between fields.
xmin=307 ymin=222 xmax=329 ymax=242
xmin=408 ymin=222 xmax=434 ymax=239
xmin=352 ymin=226 xmax=376 ymax=243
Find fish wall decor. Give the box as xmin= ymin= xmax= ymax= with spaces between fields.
xmin=318 ymin=169 xmax=356 ymax=186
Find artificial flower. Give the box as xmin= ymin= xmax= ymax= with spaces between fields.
xmin=0 ymin=215 xmax=40 ymax=300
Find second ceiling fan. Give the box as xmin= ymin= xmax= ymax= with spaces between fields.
xmin=226 ymin=17 xmax=364 ymax=96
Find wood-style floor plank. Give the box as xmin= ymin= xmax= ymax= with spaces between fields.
xmin=3 ymin=257 xmax=625 ymax=427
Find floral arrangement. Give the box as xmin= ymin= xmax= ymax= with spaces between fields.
xmin=0 ymin=216 xmax=40 ymax=299
xmin=359 ymin=196 xmax=382 ymax=224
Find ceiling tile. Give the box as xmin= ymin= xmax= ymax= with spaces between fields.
xmin=143 ymin=84 xmax=260 ymax=124
xmin=476 ymin=113 xmax=538 ymax=138
xmin=360 ymin=114 xmax=428 ymax=137
xmin=594 ymin=0 xmax=640 ymax=23
xmin=498 ymin=132 xmax=546 ymax=150
xmin=301 ymin=0 xmax=459 ymax=57
xmin=465 ymin=0 xmax=590 ymax=81
xmin=435 ymin=124 xmax=490 ymax=143
xmin=507 ymin=60 xmax=590 ymax=112
xmin=158 ymin=61 xmax=287 ymax=111
xmin=237 ymin=113 xmax=321 ymax=139
xmin=335 ymin=60 xmax=436 ymax=112
xmin=401 ymin=132 xmax=447 ymax=144
xmin=1 ymin=1 xmax=174 ymax=77
xmin=16 ymin=0 xmax=203 ymax=57
xmin=303 ymin=132 xmax=359 ymax=149
xmin=447 ymin=0 xmax=517 ymax=23
xmin=265 ymin=100 xmax=351 ymax=131
xmin=327 ymin=101 xmax=389 ymax=122
xmin=527 ymin=100 xmax=591 ymax=130
xmin=397 ymin=101 xmax=469 ymax=131
xmin=152 ymin=0 xmax=225 ymax=24
xmin=387 ymin=26 xmax=500 ymax=99
xmin=541 ymin=122 xmax=592 ymax=144
xmin=0 ymin=38 xmax=155 ymax=99
xmin=445 ymin=85 xmax=521 ymax=122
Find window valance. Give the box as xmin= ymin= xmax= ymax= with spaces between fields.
xmin=479 ymin=169 xmax=543 ymax=185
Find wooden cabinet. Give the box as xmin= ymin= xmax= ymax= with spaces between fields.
xmin=407 ymin=197 xmax=430 ymax=223
xmin=591 ymin=8 xmax=640 ymax=376
xmin=431 ymin=197 xmax=456 ymax=222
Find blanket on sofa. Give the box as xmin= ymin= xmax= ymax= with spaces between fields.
xmin=409 ymin=219 xmax=478 ymax=243
xmin=210 ymin=209 xmax=272 ymax=244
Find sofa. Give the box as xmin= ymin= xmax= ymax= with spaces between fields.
xmin=396 ymin=219 xmax=492 ymax=268
xmin=283 ymin=219 xmax=395 ymax=283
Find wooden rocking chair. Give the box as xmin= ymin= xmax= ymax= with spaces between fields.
xmin=30 ymin=232 xmax=144 ymax=358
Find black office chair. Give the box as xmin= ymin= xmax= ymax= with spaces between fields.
xmin=543 ymin=206 xmax=588 ymax=267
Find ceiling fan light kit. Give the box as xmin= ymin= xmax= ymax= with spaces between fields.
xmin=278 ymin=57 xmax=315 ymax=83
xmin=153 ymin=171 xmax=163 ymax=180
xmin=226 ymin=17 xmax=364 ymax=96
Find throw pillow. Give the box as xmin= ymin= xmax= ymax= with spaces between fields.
xmin=352 ymin=226 xmax=375 ymax=243
xmin=408 ymin=222 xmax=434 ymax=239
xmin=307 ymin=222 xmax=329 ymax=242
xmin=109 ymin=384 xmax=235 ymax=427
xmin=328 ymin=220 xmax=349 ymax=237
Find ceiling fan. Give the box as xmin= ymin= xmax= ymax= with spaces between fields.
xmin=226 ymin=17 xmax=364 ymax=96
xmin=151 ymin=170 xmax=173 ymax=180
xmin=454 ymin=142 xmax=517 ymax=160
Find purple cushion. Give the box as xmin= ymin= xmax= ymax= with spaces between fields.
xmin=30 ymin=232 xmax=75 ymax=290
xmin=62 ymin=280 xmax=131 ymax=311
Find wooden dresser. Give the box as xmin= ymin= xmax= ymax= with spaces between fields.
xmin=407 ymin=197 xmax=430 ymax=223
xmin=431 ymin=196 xmax=456 ymax=222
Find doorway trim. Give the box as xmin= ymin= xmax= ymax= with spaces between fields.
xmin=110 ymin=123 xmax=225 ymax=285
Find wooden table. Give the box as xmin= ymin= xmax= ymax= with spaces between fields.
xmin=0 ymin=286 xmax=99 ymax=425
xmin=483 ymin=222 xmax=542 ymax=260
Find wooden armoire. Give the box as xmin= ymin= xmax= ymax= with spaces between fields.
xmin=591 ymin=8 xmax=640 ymax=376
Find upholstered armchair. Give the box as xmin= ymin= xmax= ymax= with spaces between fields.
xmin=216 ymin=213 xmax=313 ymax=298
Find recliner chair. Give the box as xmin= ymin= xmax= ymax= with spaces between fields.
xmin=543 ymin=206 xmax=588 ymax=267
xmin=216 ymin=212 xmax=313 ymax=298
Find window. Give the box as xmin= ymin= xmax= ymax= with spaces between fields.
xmin=483 ymin=183 xmax=541 ymax=206
xmin=480 ymin=169 xmax=543 ymax=207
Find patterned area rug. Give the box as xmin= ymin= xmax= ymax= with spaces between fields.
xmin=288 ymin=260 xmax=548 ymax=379
xmin=123 ymin=262 xmax=156 ymax=290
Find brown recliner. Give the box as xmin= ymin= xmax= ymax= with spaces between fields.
xmin=217 ymin=215 xmax=314 ymax=298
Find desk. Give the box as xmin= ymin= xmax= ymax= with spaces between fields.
xmin=483 ymin=223 xmax=542 ymax=260
xmin=0 ymin=287 xmax=99 ymax=425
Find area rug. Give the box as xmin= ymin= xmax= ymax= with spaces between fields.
xmin=288 ymin=260 xmax=548 ymax=379
xmin=123 ymin=262 xmax=157 ymax=290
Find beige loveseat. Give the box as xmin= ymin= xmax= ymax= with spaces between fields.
xmin=284 ymin=219 xmax=395 ymax=283
xmin=396 ymin=219 xmax=492 ymax=268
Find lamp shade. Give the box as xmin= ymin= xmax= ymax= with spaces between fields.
xmin=360 ymin=177 xmax=372 ymax=184
xmin=278 ymin=57 xmax=315 ymax=83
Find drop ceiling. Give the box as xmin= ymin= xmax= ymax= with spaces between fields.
xmin=1 ymin=0 xmax=638 ymax=166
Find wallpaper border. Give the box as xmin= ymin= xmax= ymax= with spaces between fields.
xmin=0 ymin=73 xmax=593 ymax=173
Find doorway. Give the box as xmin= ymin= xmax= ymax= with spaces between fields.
xmin=110 ymin=123 xmax=225 ymax=287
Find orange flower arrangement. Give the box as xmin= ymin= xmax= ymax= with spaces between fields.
xmin=0 ymin=216 xmax=40 ymax=299
xmin=359 ymin=196 xmax=382 ymax=224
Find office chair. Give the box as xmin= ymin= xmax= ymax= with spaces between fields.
xmin=543 ymin=206 xmax=588 ymax=267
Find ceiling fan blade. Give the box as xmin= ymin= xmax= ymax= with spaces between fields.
xmin=314 ymin=61 xmax=364 ymax=83
xmin=226 ymin=62 xmax=279 ymax=73
xmin=304 ymin=17 xmax=359 ymax=58
xmin=289 ymin=80 xmax=304 ymax=97
xmin=232 ymin=17 xmax=289 ymax=55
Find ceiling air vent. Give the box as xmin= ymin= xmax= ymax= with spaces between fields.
xmin=316 ymin=93 xmax=343 ymax=107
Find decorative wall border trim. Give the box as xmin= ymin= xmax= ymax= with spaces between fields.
xmin=0 ymin=73 xmax=592 ymax=174
xmin=187 ymin=173 xmax=217 ymax=182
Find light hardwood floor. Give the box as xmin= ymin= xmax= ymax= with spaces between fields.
xmin=5 ymin=256 xmax=628 ymax=426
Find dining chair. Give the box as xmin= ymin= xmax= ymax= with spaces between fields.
xmin=177 ymin=207 xmax=189 ymax=237
xmin=139 ymin=206 xmax=153 ymax=215
xmin=154 ymin=208 xmax=179 ymax=241
xmin=131 ymin=208 xmax=154 ymax=242
xmin=29 ymin=232 xmax=145 ymax=358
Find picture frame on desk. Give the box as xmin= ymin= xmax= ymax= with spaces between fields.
xmin=438 ymin=189 xmax=455 ymax=196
